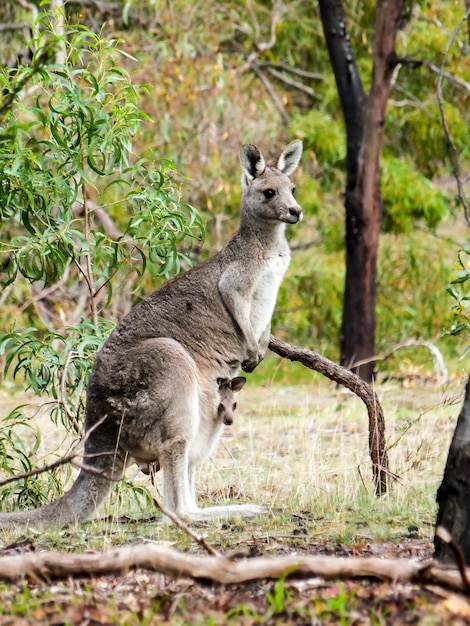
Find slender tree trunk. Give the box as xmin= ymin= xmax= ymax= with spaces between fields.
xmin=318 ymin=0 xmax=403 ymax=382
xmin=435 ymin=375 xmax=470 ymax=565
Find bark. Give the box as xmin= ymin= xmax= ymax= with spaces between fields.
xmin=318 ymin=0 xmax=403 ymax=382
xmin=269 ymin=336 xmax=389 ymax=494
xmin=435 ymin=375 xmax=470 ymax=564
xmin=465 ymin=0 xmax=470 ymax=47
xmin=0 ymin=542 xmax=468 ymax=593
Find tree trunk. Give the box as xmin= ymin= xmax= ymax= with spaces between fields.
xmin=318 ymin=0 xmax=403 ymax=382
xmin=434 ymin=376 xmax=470 ymax=565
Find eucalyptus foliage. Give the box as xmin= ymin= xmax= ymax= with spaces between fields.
xmin=0 ymin=9 xmax=204 ymax=506
xmin=446 ymin=247 xmax=470 ymax=354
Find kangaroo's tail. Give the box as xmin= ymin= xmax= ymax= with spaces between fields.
xmin=0 ymin=450 xmax=126 ymax=529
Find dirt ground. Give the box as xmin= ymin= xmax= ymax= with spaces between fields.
xmin=0 ymin=530 xmax=467 ymax=626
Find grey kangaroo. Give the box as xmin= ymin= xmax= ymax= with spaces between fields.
xmin=0 ymin=140 xmax=303 ymax=527
xmin=138 ymin=375 xmax=246 ymax=475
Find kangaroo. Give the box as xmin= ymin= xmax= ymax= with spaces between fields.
xmin=0 ymin=140 xmax=303 ymax=528
xmin=217 ymin=376 xmax=246 ymax=426
xmin=139 ymin=375 xmax=246 ymax=475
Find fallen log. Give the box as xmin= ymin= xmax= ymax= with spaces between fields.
xmin=268 ymin=336 xmax=389 ymax=495
xmin=0 ymin=542 xmax=466 ymax=594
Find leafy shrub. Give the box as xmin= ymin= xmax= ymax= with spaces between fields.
xmin=381 ymin=155 xmax=449 ymax=233
xmin=0 ymin=9 xmax=203 ymax=507
xmin=386 ymin=101 xmax=469 ymax=179
xmin=446 ymin=245 xmax=470 ymax=355
xmin=290 ymin=109 xmax=346 ymax=171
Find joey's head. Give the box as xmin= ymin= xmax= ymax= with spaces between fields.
xmin=239 ymin=140 xmax=303 ymax=225
xmin=216 ymin=376 xmax=246 ymax=426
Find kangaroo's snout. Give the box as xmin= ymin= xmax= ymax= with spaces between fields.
xmin=223 ymin=413 xmax=233 ymax=426
xmin=284 ymin=205 xmax=303 ymax=224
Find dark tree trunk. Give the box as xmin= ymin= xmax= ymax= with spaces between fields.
xmin=435 ymin=376 xmax=470 ymax=564
xmin=318 ymin=0 xmax=403 ymax=382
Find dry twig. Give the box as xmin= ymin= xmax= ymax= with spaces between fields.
xmin=436 ymin=526 xmax=470 ymax=594
xmin=0 ymin=415 xmax=109 ymax=489
xmin=352 ymin=339 xmax=448 ymax=386
xmin=150 ymin=492 xmax=221 ymax=558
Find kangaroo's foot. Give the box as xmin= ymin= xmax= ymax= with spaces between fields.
xmin=186 ymin=503 xmax=265 ymax=521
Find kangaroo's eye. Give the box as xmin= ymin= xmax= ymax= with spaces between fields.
xmin=233 ymin=402 xmax=237 ymax=410
xmin=263 ymin=189 xmax=276 ymax=199
xmin=292 ymin=187 xmax=296 ymax=196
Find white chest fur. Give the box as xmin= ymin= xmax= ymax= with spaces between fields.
xmin=250 ymin=251 xmax=290 ymax=340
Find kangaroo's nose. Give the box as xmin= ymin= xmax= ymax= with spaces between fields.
xmin=288 ymin=206 xmax=303 ymax=222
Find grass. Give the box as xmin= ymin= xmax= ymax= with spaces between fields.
xmin=1 ymin=375 xmax=461 ymax=547
xmin=191 ymin=377 xmax=459 ymax=543
xmin=0 ymin=375 xmax=466 ymax=624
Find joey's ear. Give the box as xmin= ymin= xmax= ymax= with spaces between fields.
xmin=230 ymin=376 xmax=247 ymax=392
xmin=277 ymin=139 xmax=303 ymax=175
xmin=240 ymin=144 xmax=266 ymax=181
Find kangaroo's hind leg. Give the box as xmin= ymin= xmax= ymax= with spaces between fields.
xmin=158 ymin=358 xmax=206 ymax=519
xmin=113 ymin=338 xmax=202 ymax=520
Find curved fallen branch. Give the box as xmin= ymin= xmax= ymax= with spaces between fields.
xmin=352 ymin=338 xmax=448 ymax=386
xmin=0 ymin=542 xmax=467 ymax=593
xmin=268 ymin=336 xmax=389 ymax=495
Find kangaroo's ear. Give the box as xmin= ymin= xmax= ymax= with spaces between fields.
xmin=277 ymin=140 xmax=303 ymax=175
xmin=240 ymin=144 xmax=266 ymax=181
xmin=231 ymin=376 xmax=247 ymax=392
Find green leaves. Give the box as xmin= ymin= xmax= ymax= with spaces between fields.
xmin=381 ymin=156 xmax=449 ymax=234
xmin=0 ymin=320 xmax=114 ymax=423
xmin=0 ymin=8 xmax=204 ymax=505
xmin=0 ymin=9 xmax=204 ymax=297
xmin=446 ymin=248 xmax=470 ymax=350
xmin=13 ymin=230 xmax=75 ymax=286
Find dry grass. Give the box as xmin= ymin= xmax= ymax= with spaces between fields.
xmin=0 ymin=376 xmax=466 ymax=626
xmin=0 ymin=375 xmax=465 ymax=548
xmin=219 ymin=378 xmax=460 ymax=535
xmin=114 ymin=375 xmax=465 ymax=546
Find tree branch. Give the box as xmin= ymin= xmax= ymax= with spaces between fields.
xmin=264 ymin=66 xmax=318 ymax=98
xmin=250 ymin=63 xmax=290 ymax=125
xmin=436 ymin=12 xmax=470 ymax=224
xmin=400 ymin=57 xmax=470 ymax=96
xmin=268 ymin=336 xmax=389 ymax=495
xmin=0 ymin=543 xmax=468 ymax=594
xmin=351 ymin=339 xmax=448 ymax=386
xmin=151 ymin=496 xmax=222 ymax=558
xmin=257 ymin=61 xmax=322 ymax=81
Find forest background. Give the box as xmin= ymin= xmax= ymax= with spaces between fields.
xmin=1 ymin=0 xmax=468 ymax=365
